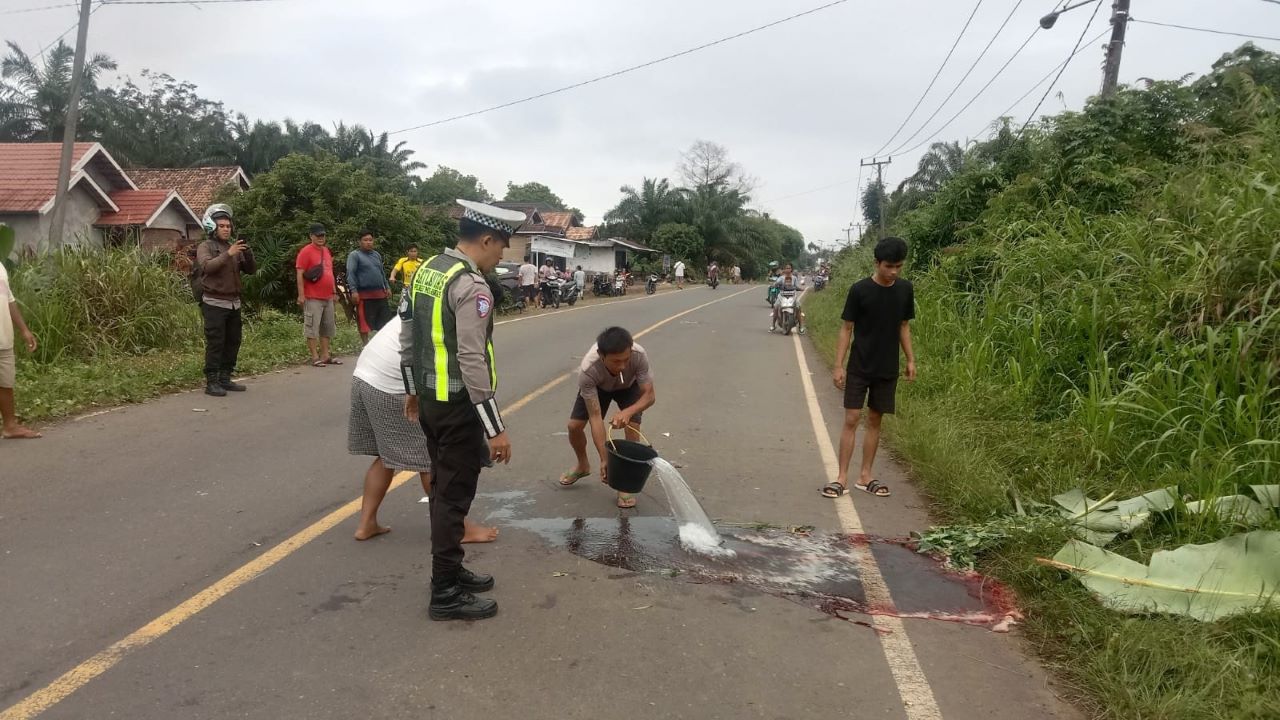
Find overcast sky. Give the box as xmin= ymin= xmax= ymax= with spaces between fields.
xmin=6 ymin=0 xmax=1278 ymax=246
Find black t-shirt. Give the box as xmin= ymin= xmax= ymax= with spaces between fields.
xmin=841 ymin=277 xmax=915 ymax=379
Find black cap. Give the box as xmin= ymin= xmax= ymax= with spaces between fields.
xmin=308 ymin=223 xmax=327 ymax=236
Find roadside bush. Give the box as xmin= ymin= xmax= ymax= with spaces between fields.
xmin=8 ymin=246 xmax=201 ymax=363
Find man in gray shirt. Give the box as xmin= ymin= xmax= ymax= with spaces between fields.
xmin=559 ymin=326 xmax=656 ymax=509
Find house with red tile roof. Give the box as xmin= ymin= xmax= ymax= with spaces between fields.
xmin=0 ymin=143 xmax=204 ymax=256
xmin=130 ymin=166 xmax=250 ymax=219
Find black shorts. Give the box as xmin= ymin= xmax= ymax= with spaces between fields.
xmin=522 ymin=285 xmax=538 ymax=302
xmin=571 ymin=384 xmax=645 ymax=423
xmin=844 ymin=372 xmax=898 ymax=414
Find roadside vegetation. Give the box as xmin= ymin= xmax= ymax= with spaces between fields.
xmin=806 ymin=44 xmax=1280 ymax=719
xmin=7 ymin=248 xmax=362 ymax=422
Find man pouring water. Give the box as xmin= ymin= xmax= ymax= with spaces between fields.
xmin=559 ymin=327 xmax=656 ymax=509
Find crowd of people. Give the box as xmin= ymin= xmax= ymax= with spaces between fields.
xmin=3 ymin=198 xmax=914 ymax=626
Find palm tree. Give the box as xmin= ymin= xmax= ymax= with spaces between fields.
xmin=905 ymin=141 xmax=965 ymax=195
xmin=0 ymin=40 xmax=116 ymax=141
xmin=604 ymin=177 xmax=683 ymax=241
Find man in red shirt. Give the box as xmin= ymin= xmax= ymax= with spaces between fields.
xmin=295 ymin=223 xmax=339 ymax=367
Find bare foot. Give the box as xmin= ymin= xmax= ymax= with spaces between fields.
xmin=354 ymin=524 xmax=391 ymax=541
xmin=462 ymin=521 xmax=499 ymax=543
xmin=2 ymin=425 xmax=41 ymax=439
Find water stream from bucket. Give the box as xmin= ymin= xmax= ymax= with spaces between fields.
xmin=648 ymin=457 xmax=735 ymax=558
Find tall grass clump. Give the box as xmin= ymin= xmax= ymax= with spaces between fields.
xmin=9 ymin=246 xmax=201 ymax=363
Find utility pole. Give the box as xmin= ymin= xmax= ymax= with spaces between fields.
xmin=860 ymin=156 xmax=891 ymax=238
xmin=1100 ymin=0 xmax=1131 ymax=97
xmin=46 ymin=0 xmax=95 ymax=253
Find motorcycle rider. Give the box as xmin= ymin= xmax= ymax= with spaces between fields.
xmin=770 ymin=262 xmax=806 ymax=334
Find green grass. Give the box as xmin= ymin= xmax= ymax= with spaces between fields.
xmin=814 ymin=266 xmax=1274 ymax=712
xmin=12 ymin=309 xmax=362 ymax=423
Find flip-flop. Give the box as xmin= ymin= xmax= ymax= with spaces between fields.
xmin=854 ymin=480 xmax=891 ymax=498
xmin=324 ymin=358 xmax=343 ymax=365
xmin=312 ymin=360 xmax=326 ymax=367
xmin=820 ymin=481 xmax=846 ymax=498
xmin=616 ymin=493 xmax=637 ymax=509
xmin=559 ymin=470 xmax=590 ymax=486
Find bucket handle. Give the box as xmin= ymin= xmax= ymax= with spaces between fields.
xmin=606 ymin=422 xmax=653 ymax=452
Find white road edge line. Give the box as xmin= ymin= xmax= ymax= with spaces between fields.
xmin=791 ymin=332 xmax=943 ymax=720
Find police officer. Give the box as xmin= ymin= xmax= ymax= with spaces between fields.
xmin=399 ymin=199 xmax=526 ymax=622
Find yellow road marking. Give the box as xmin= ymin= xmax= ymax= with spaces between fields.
xmin=1 ymin=285 xmax=753 ymax=720
xmin=791 ymin=333 xmax=943 ymax=720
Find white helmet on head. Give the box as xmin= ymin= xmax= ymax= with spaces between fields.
xmin=202 ymin=203 xmax=233 ymax=235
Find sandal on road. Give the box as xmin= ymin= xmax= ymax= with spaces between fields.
xmin=312 ymin=360 xmax=327 ymax=368
xmin=324 ymin=358 xmax=343 ymax=365
xmin=854 ymin=480 xmax=891 ymax=497
xmin=821 ymin=482 xmax=846 ymax=498
xmin=559 ymin=470 xmax=590 ymax=486
xmin=616 ymin=493 xmax=637 ymax=509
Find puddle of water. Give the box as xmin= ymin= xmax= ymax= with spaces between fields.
xmin=648 ymin=458 xmax=731 ymax=557
xmin=507 ymin=516 xmax=1018 ymax=631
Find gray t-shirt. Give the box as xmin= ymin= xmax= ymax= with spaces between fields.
xmin=578 ymin=342 xmax=652 ymax=398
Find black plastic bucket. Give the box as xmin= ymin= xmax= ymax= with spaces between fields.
xmin=606 ymin=439 xmax=658 ymax=493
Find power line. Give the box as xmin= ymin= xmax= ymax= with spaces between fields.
xmin=883 ymin=0 xmax=1034 ymax=157
xmin=1 ymin=2 xmax=79 ymax=16
xmin=4 ymin=0 xmax=282 ymax=11
xmin=37 ymin=0 xmax=104 ymax=57
xmin=1130 ymin=18 xmax=1280 ymax=43
xmin=973 ymin=27 xmax=1110 ymax=137
xmin=1018 ymin=0 xmax=1105 ymax=134
xmin=387 ymin=0 xmax=852 ymax=135
xmin=893 ymin=25 xmax=1040 ymax=157
xmin=869 ymin=0 xmax=986 ymax=158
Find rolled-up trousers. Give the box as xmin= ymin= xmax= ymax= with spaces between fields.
xmin=418 ymin=394 xmax=488 ymax=586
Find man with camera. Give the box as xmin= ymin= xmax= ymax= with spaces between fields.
xmin=196 ymin=204 xmax=256 ymax=397
xmin=295 ymin=223 xmax=338 ymax=367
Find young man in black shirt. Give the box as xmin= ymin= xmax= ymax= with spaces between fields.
xmin=823 ymin=237 xmax=916 ymax=499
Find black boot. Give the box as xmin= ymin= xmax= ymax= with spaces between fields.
xmin=458 ymin=566 xmax=494 ymax=593
xmin=429 ymin=582 xmax=498 ymax=621
xmin=204 ymin=374 xmax=227 ymax=397
xmin=219 ymin=372 xmax=247 ymax=392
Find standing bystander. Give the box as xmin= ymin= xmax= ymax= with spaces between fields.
xmin=824 ymin=237 xmax=916 ymax=499
xmin=295 ymin=223 xmax=338 ymax=367
xmin=0 ymin=257 xmax=40 ymax=439
xmin=673 ymin=259 xmax=686 ymax=289
xmin=518 ymin=257 xmax=538 ymax=308
xmin=347 ymin=230 xmax=393 ymax=344
xmin=390 ymin=245 xmax=423 ymax=287
xmin=196 ymin=204 xmax=256 ymax=397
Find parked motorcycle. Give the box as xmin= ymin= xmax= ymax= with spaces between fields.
xmin=593 ymin=274 xmax=612 ymax=297
xmin=645 ymin=273 xmax=659 ymax=295
xmin=560 ymin=278 xmax=582 ymax=306
xmin=773 ymin=287 xmax=800 ymax=335
xmin=540 ymin=278 xmax=562 ymax=309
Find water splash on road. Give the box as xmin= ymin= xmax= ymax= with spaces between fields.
xmin=648 ymin=457 xmax=733 ymax=557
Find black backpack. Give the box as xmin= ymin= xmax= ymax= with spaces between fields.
xmin=188 ymin=240 xmax=217 ymax=303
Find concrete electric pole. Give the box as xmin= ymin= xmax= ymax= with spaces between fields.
xmin=860 ymin=156 xmax=892 ymax=238
xmin=46 ymin=0 xmax=95 ymax=252
xmin=1100 ymin=0 xmax=1131 ymax=97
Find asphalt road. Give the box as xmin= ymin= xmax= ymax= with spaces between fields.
xmin=0 ymin=284 xmax=1079 ymax=720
